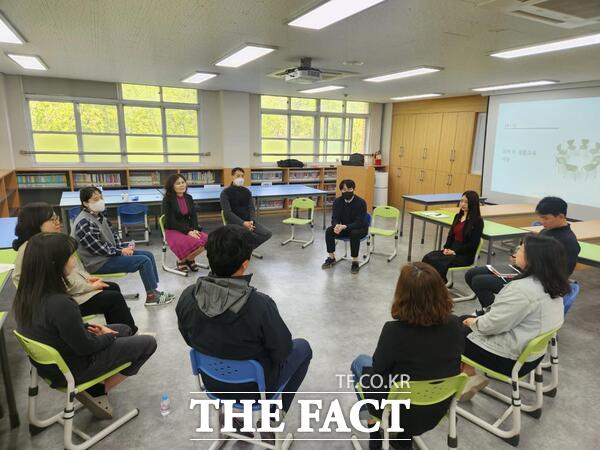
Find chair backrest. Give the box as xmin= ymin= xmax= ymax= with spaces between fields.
xmin=220 ymin=210 xmax=227 ymax=225
xmin=371 ymin=206 xmax=399 ymax=230
xmin=13 ymin=330 xmax=70 ymax=375
xmin=388 ymin=373 xmax=469 ymax=406
xmin=517 ymin=327 xmax=562 ymax=365
xmin=118 ymin=203 xmax=148 ymax=215
xmin=289 ymin=197 xmax=315 ymax=221
xmin=68 ymin=206 xmax=81 ymax=222
xmin=563 ymin=281 xmax=580 ymax=314
xmin=365 ymin=213 xmax=372 ymax=227
xmin=158 ymin=214 xmax=166 ymax=236
xmin=474 ymin=238 xmax=485 ymax=260
xmin=189 ymin=349 xmax=266 ymax=393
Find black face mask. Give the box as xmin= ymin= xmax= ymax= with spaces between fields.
xmin=342 ymin=191 xmax=354 ymax=201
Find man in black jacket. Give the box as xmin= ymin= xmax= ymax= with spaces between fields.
xmin=321 ymin=179 xmax=368 ymax=274
xmin=465 ymin=196 xmax=580 ymax=314
xmin=176 ymin=225 xmax=312 ymax=414
xmin=220 ymin=167 xmax=272 ymax=250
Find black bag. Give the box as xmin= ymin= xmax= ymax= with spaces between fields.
xmin=342 ymin=153 xmax=365 ymax=166
xmin=277 ymin=158 xmax=305 ymax=168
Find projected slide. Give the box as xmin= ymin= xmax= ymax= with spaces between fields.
xmin=490 ymin=97 xmax=600 ymax=208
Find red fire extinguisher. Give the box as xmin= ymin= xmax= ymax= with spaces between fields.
xmin=374 ymin=151 xmax=382 ymax=166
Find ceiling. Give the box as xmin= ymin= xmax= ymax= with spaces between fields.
xmin=0 ymin=0 xmax=599 ymax=103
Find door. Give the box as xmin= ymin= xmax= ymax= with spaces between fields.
xmin=390 ymin=114 xmax=416 ymax=167
xmin=388 ymin=165 xmax=411 ymax=208
xmin=436 ymin=112 xmax=458 ymax=172
xmin=453 ymin=112 xmax=477 ymax=174
xmin=423 ymin=113 xmax=443 ymax=171
xmin=410 ymin=114 xmax=429 ymax=169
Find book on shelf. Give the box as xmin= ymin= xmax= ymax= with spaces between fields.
xmin=251 ymin=170 xmax=283 ymax=182
xmin=180 ymin=171 xmax=217 ymax=185
xmin=129 ymin=171 xmax=161 ymax=186
xmin=258 ymin=198 xmax=285 ymax=210
xmin=74 ymin=172 xmax=122 ymax=187
xmin=17 ymin=173 xmax=68 ymax=188
xmin=486 ymin=264 xmax=521 ymax=279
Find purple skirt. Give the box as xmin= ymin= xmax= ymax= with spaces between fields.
xmin=165 ymin=229 xmax=208 ymax=260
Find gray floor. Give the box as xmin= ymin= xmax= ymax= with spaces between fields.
xmin=1 ymin=214 xmax=599 ymax=450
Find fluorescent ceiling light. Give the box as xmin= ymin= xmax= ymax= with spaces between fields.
xmin=181 ymin=72 xmax=218 ymax=84
xmin=298 ymin=85 xmax=345 ymax=93
xmin=491 ymin=32 xmax=600 ymax=59
xmin=288 ymin=0 xmax=386 ymax=30
xmin=6 ymin=53 xmax=47 ymax=70
xmin=215 ymin=44 xmax=276 ymax=68
xmin=472 ymin=80 xmax=557 ymax=92
xmin=0 ymin=12 xmax=24 ymax=44
xmin=365 ymin=67 xmax=441 ymax=83
xmin=391 ymin=93 xmax=443 ymax=101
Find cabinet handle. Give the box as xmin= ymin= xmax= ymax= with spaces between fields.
xmin=449 ymin=174 xmax=453 ymax=185
xmin=423 ymin=147 xmax=427 ymax=159
xmin=451 ymin=149 xmax=455 ymax=161
xmin=446 ymin=174 xmax=451 ymax=186
xmin=396 ymin=167 xmax=401 ymax=177
xmin=420 ymin=170 xmax=424 ymax=181
xmin=399 ymin=146 xmax=404 ymax=157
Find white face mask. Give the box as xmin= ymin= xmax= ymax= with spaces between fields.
xmin=233 ymin=177 xmax=245 ymax=186
xmin=89 ymin=199 xmax=106 ymax=213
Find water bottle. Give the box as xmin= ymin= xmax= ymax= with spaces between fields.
xmin=128 ymin=239 xmax=136 ymax=250
xmin=160 ymin=393 xmax=171 ymax=417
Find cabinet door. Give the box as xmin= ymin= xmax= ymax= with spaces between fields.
xmin=410 ymin=114 xmax=429 ymax=169
xmin=390 ymin=114 xmax=416 ymax=167
xmin=437 ymin=113 xmax=458 ymax=172
xmin=388 ymin=165 xmax=411 ymax=208
xmin=423 ymin=113 xmax=443 ymax=171
xmin=465 ymin=173 xmax=482 ymax=193
xmin=447 ymin=172 xmax=467 ymax=193
xmin=434 ymin=171 xmax=452 ymax=194
xmin=453 ymin=112 xmax=477 ymax=174
xmin=409 ymin=167 xmax=437 ymax=195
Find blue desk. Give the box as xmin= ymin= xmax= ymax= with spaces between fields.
xmin=60 ymin=185 xmax=329 ymax=229
xmin=0 ymin=218 xmax=17 ymax=249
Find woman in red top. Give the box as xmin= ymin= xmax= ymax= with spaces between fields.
xmin=162 ymin=174 xmax=208 ymax=272
xmin=422 ymin=190 xmax=484 ymax=282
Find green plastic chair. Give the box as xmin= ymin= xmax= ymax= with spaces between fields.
xmin=446 ymin=239 xmax=485 ymax=302
xmin=351 ymin=373 xmax=469 ymax=450
xmin=457 ymin=326 xmax=561 ymax=447
xmin=220 ymin=210 xmax=264 ymax=259
xmin=281 ymin=197 xmax=315 ymax=248
xmin=13 ymin=331 xmax=138 ymax=450
xmin=367 ymin=206 xmax=400 ymax=262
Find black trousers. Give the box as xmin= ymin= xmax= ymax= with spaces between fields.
xmin=78 ymin=282 xmax=138 ymax=334
xmin=248 ymin=222 xmax=272 ymax=250
xmin=422 ymin=250 xmax=474 ymax=282
xmin=325 ymin=226 xmax=368 ymax=258
xmin=464 ymin=266 xmax=507 ymax=308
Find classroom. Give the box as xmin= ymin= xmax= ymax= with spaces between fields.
xmin=0 ymin=1 xmax=599 ymax=449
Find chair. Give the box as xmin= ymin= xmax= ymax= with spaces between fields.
xmin=68 ymin=207 xmax=82 ymax=228
xmin=158 ymin=215 xmax=208 ymax=276
xmin=220 ymin=210 xmax=263 ymax=259
xmin=351 ymin=374 xmax=469 ymax=450
xmin=367 ymin=206 xmax=400 ymax=262
xmin=334 ymin=213 xmax=372 ymax=269
xmin=281 ymin=197 xmax=315 ymax=248
xmin=117 ymin=204 xmax=149 ymax=244
xmin=445 ymin=239 xmax=485 ymax=302
xmin=13 ymin=331 xmax=138 ymax=450
xmin=521 ymin=281 xmax=580 ymax=397
xmin=456 ymin=327 xmax=561 ymax=446
xmin=189 ymin=349 xmax=293 ymax=450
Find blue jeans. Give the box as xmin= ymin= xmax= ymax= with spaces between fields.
xmin=273 ymin=338 xmax=312 ymax=412
xmin=96 ymin=250 xmax=159 ymax=292
xmin=351 ymin=354 xmax=373 ymax=400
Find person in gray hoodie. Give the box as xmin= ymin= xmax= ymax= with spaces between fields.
xmin=176 ymin=224 xmax=312 ymax=413
xmin=460 ymin=235 xmax=569 ymax=400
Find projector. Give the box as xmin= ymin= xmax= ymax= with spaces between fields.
xmin=284 ymin=68 xmax=322 ymax=84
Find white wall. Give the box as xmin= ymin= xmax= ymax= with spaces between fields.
xmin=0 ymin=74 xmax=15 ymax=170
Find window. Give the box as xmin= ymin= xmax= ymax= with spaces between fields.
xmin=27 ymin=83 xmax=201 ymax=164
xmin=260 ymin=96 xmax=369 ymax=163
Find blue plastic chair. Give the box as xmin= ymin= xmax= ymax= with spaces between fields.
xmin=189 ymin=349 xmax=293 ymax=449
xmin=334 ymin=213 xmax=372 ymax=268
xmin=117 ymin=203 xmax=149 ymax=243
xmin=68 ymin=206 xmax=81 ymax=228
xmin=563 ymin=281 xmax=580 ymax=314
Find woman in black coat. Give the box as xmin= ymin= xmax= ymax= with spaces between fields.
xmin=422 ymin=190 xmax=484 ymax=282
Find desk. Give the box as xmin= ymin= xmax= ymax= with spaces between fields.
xmin=0 ymin=249 xmax=18 ymax=428
xmin=407 ymin=210 xmax=529 ymax=264
xmin=479 ymin=203 xmax=537 ymax=228
xmin=60 ymin=185 xmax=329 ymax=230
xmin=578 ymin=242 xmax=600 ymax=268
xmin=523 ymin=219 xmax=600 ymax=244
xmin=0 ymin=217 xmax=17 ymax=249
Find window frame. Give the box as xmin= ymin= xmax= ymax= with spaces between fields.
xmin=25 ymin=85 xmax=202 ymax=165
xmin=260 ymin=96 xmax=369 ymax=163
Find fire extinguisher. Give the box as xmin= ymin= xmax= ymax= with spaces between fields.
xmin=374 ymin=151 xmax=382 ymax=166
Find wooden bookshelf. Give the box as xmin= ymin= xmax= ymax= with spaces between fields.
xmin=0 ymin=170 xmax=20 ymax=217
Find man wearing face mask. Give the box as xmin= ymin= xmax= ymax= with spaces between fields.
xmin=321 ymin=179 xmax=368 ymax=274
xmin=220 ymin=167 xmax=272 ymax=250
xmin=72 ymin=186 xmax=175 ymax=306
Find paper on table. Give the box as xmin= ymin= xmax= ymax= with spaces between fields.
xmin=0 ymin=263 xmax=15 ymax=273
xmin=422 ymin=212 xmax=448 ymax=218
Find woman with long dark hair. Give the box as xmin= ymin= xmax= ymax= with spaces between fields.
xmin=12 ymin=202 xmax=138 ymax=333
xmin=350 ymin=262 xmax=465 ymax=449
xmin=162 ymin=174 xmax=208 ymax=272
xmin=460 ymin=234 xmax=568 ymax=400
xmin=422 ymin=190 xmax=484 ymax=281
xmin=14 ymin=233 xmax=156 ymax=419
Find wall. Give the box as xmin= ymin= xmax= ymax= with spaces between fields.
xmin=0 ymin=74 xmax=15 ymax=171
xmin=3 ymin=74 xmax=383 ymax=170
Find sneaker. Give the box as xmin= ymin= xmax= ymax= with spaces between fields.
xmin=145 ymin=291 xmax=174 ymax=307
xmin=351 ymin=261 xmax=360 ymax=274
xmin=321 ymin=257 xmax=336 ymax=269
xmin=137 ymin=331 xmax=157 ymax=337
xmin=75 ymin=391 xmax=113 ymax=420
xmin=459 ymin=374 xmax=489 ymax=402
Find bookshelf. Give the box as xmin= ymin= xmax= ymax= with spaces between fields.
xmin=0 ymin=170 xmax=20 ymax=217
xmin=179 ymin=170 xmax=222 ymax=186
xmin=250 ymin=169 xmax=284 ymax=184
xmin=72 ymin=170 xmax=126 ymax=189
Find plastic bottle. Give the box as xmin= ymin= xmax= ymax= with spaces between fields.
xmin=160 ymin=393 xmax=171 ymax=417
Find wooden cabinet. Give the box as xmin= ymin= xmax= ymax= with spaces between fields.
xmin=390 ymin=114 xmax=415 ymax=167
xmin=409 ymin=168 xmax=436 ymax=195
xmin=436 ymin=112 xmax=476 ymax=174
xmin=409 ymin=113 xmax=442 ymax=170
xmin=465 ymin=173 xmax=482 ymax=193
xmin=437 ymin=113 xmax=458 ymax=172
xmin=388 ymin=165 xmax=411 ymax=207
xmin=336 ymin=165 xmax=375 ymax=211
xmin=435 ymin=171 xmax=467 ymax=194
